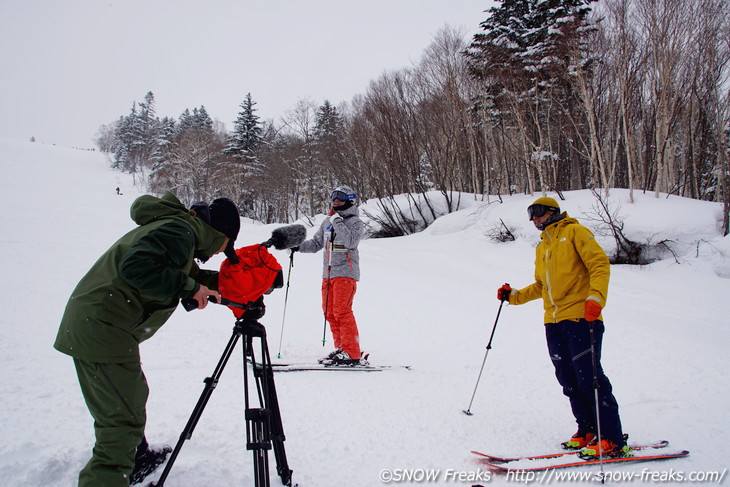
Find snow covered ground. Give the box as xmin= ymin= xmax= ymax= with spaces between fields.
xmin=1 ymin=136 xmax=728 ymax=486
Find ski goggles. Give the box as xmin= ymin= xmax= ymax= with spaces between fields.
xmin=527 ymin=203 xmax=559 ymax=221
xmin=330 ymin=190 xmax=354 ymax=202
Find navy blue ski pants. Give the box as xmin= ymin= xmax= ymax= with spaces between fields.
xmin=545 ymin=320 xmax=624 ymax=445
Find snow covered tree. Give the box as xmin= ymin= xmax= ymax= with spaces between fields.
xmin=94 ymin=123 xmax=116 ymax=153
xmin=177 ymin=106 xmax=214 ymax=135
xmin=111 ymin=107 xmax=137 ymax=171
xmin=225 ymin=93 xmax=263 ymax=160
xmin=149 ymin=105 xmax=225 ymax=204
xmin=314 ymin=100 xmax=344 ymax=144
xmin=98 ymin=1 xmax=725 ymax=226
xmin=110 ymin=91 xmax=163 ymax=174
xmin=158 ymin=116 xmax=176 ymax=149
xmin=281 ymin=97 xmax=321 ymax=217
xmin=467 ymin=0 xmax=597 ymax=194
xmin=313 ymin=100 xmax=347 ymax=195
xmin=219 ymin=94 xmax=265 ymax=217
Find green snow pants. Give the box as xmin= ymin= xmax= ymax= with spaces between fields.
xmin=73 ymin=358 xmax=148 ymax=487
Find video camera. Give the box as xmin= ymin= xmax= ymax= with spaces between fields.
xmin=181 ymin=224 xmax=306 ymax=315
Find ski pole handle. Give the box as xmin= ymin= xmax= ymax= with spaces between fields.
xmin=497 ymin=282 xmax=512 ymax=302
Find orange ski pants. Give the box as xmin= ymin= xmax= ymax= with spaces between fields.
xmin=321 ymin=277 xmax=361 ymax=359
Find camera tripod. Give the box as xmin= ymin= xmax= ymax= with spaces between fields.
xmin=152 ymin=315 xmax=293 ymax=487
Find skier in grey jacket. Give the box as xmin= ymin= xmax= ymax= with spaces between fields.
xmin=297 ymin=185 xmax=366 ymax=364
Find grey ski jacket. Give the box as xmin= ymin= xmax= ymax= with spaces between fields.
xmin=298 ymin=205 xmax=365 ymax=280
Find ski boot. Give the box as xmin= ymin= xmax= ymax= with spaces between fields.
xmin=318 ymin=348 xmax=342 ymax=364
xmin=322 ymin=351 xmax=370 ymax=366
xmin=580 ymin=437 xmax=632 ymax=459
xmin=561 ymin=430 xmax=595 ymax=450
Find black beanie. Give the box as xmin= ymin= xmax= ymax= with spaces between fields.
xmin=209 ymin=198 xmax=240 ymax=263
xmin=189 ymin=201 xmax=211 ymax=225
xmin=189 ymin=198 xmax=241 ymax=262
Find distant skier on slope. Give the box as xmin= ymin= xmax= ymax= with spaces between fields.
xmin=497 ymin=196 xmax=630 ymax=458
xmin=295 ymin=185 xmax=367 ymax=365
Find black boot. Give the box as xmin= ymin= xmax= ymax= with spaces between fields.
xmin=129 ymin=436 xmax=172 ymax=485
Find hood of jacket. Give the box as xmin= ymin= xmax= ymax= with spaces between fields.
xmin=130 ymin=191 xmax=225 ymax=260
xmin=540 ymin=212 xmax=575 ymax=239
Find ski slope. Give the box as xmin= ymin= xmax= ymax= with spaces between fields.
xmin=1 ymin=137 xmax=728 ymax=486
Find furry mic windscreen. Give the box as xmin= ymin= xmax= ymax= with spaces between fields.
xmin=265 ymin=224 xmax=307 ymax=250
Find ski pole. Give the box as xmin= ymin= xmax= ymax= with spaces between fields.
xmin=321 ymin=276 xmax=331 ymax=347
xmin=589 ymin=321 xmax=606 ymax=480
xmin=276 ymin=249 xmax=295 ymax=359
xmin=463 ymin=287 xmax=508 ymax=416
xmin=321 ymin=226 xmax=335 ymax=347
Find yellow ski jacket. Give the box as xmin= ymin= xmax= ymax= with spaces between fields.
xmin=509 ymin=214 xmax=610 ymax=323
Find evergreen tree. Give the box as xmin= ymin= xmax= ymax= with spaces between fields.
xmin=135 ymin=91 xmax=164 ymax=167
xmin=177 ymin=106 xmax=214 ymax=135
xmin=313 ymin=100 xmax=347 ymax=196
xmin=468 ymin=0 xmax=594 ymax=114
xmin=466 ymin=0 xmax=597 ymax=192
xmin=219 ymin=94 xmax=266 ymax=216
xmin=110 ymin=91 xmax=163 ymax=173
xmin=225 ymin=93 xmax=263 ymax=159
xmin=158 ymin=116 xmax=176 ymax=149
xmin=111 ymin=107 xmax=136 ymax=171
xmin=149 ymin=105 xmax=224 ymax=204
xmin=313 ymin=100 xmax=344 ymax=144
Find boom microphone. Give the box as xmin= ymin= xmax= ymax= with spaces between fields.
xmin=261 ymin=224 xmax=307 ymax=250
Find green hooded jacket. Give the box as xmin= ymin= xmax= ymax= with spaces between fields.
xmin=54 ymin=192 xmax=227 ymax=363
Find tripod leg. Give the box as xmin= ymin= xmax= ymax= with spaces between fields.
xmin=244 ymin=321 xmax=293 ymax=487
xmin=243 ymin=328 xmax=272 ymax=487
xmin=152 ymin=327 xmax=242 ymax=487
xmin=259 ymin=335 xmax=293 ymax=486
xmin=246 ymin=408 xmax=272 ymax=487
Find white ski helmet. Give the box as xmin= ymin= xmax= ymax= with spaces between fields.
xmin=330 ymin=185 xmax=357 ymax=203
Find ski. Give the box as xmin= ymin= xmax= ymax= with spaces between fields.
xmin=477 ymin=449 xmax=689 ymax=473
xmin=471 ymin=440 xmax=668 ymax=463
xmin=245 ymin=357 xmax=411 ymax=372
xmin=267 ymin=363 xmax=411 ymax=372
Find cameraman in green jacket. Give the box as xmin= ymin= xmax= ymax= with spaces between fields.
xmin=54 ymin=192 xmax=240 ymax=486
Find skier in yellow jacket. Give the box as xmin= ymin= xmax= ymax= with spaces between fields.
xmin=497 ymin=196 xmax=630 ymax=458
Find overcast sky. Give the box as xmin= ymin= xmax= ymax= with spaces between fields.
xmin=0 ymin=1 xmax=495 ymax=148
